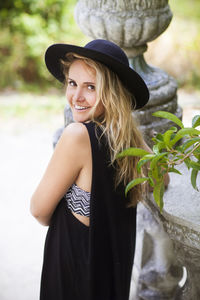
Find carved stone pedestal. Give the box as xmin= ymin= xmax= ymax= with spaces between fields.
xmin=74 ymin=0 xmax=182 ymax=146
xmin=52 ymin=2 xmax=200 ymax=299
xmin=130 ymin=203 xmax=183 ymax=300
xmin=131 ymin=164 xmax=200 ymax=300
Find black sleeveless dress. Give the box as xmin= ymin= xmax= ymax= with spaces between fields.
xmin=40 ymin=121 xmax=137 ymax=300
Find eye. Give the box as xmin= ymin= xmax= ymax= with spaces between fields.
xmin=68 ymin=80 xmax=76 ymax=87
xmin=88 ymin=84 xmax=95 ymax=91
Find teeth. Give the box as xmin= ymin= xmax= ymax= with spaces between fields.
xmin=74 ymin=105 xmax=89 ymax=110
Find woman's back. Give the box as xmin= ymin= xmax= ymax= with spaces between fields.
xmin=40 ymin=121 xmax=137 ymax=300
xmin=31 ymin=39 xmax=150 ymax=300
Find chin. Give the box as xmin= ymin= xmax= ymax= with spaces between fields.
xmin=73 ymin=114 xmax=90 ymax=123
xmin=73 ymin=114 xmax=91 ymax=123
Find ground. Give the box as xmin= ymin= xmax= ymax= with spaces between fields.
xmin=0 ymin=89 xmax=200 ymax=300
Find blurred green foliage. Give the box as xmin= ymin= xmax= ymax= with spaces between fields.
xmin=169 ymin=0 xmax=200 ymax=90
xmin=0 ymin=94 xmax=66 ymax=120
xmin=0 ymin=0 xmax=200 ymax=92
xmin=170 ymin=0 xmax=200 ymax=20
xmin=0 ymin=0 xmax=87 ymax=91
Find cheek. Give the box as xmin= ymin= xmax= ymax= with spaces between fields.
xmin=88 ymin=93 xmax=97 ymax=106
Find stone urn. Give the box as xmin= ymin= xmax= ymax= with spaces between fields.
xmin=75 ymin=0 xmax=172 ymax=55
xmin=74 ymin=0 xmax=181 ymax=146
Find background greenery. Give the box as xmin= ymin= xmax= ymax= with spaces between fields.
xmin=0 ymin=0 xmax=200 ymax=92
xmin=147 ymin=0 xmax=200 ymax=90
xmin=0 ymin=0 xmax=87 ymax=92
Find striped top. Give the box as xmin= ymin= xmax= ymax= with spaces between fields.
xmin=65 ymin=183 xmax=90 ymax=217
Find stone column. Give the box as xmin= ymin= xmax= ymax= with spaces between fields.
xmin=74 ymin=0 xmax=182 ymax=146
xmin=53 ymin=1 xmax=190 ymax=299
xmin=73 ymin=1 xmax=183 ymax=300
xmin=129 ymin=202 xmax=183 ymax=300
xmin=156 ymin=164 xmax=200 ymax=300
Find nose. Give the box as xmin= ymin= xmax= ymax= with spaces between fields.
xmin=73 ymin=87 xmax=85 ymax=102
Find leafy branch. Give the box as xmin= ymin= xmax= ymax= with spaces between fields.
xmin=117 ymin=111 xmax=200 ymax=211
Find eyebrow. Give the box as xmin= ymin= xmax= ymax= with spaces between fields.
xmin=68 ymin=78 xmax=95 ymax=85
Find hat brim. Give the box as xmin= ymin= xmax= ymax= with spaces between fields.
xmin=45 ymin=43 xmax=149 ymax=109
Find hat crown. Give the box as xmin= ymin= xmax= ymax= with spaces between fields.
xmin=45 ymin=39 xmax=149 ymax=109
xmin=85 ymin=39 xmax=129 ymax=67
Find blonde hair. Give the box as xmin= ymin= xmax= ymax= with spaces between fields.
xmin=61 ymin=53 xmax=147 ymax=207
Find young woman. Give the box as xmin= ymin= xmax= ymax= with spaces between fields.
xmin=30 ymin=39 xmax=150 ymax=300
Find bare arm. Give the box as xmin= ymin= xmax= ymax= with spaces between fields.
xmin=30 ymin=122 xmax=89 ymax=226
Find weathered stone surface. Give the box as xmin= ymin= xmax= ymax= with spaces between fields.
xmin=74 ymin=0 xmax=180 ymax=148
xmin=130 ymin=202 xmax=183 ymax=300
xmin=130 ymin=54 xmax=181 ymax=145
xmin=75 ymin=0 xmax=172 ymax=51
xmin=58 ymin=2 xmax=200 ymax=300
xmin=141 ymin=164 xmax=200 ymax=300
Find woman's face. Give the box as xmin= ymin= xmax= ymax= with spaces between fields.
xmin=66 ymin=59 xmax=105 ymax=123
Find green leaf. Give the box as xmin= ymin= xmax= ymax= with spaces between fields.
xmin=155 ymin=133 xmax=164 ymax=142
xmin=153 ymin=142 xmax=166 ymax=154
xmin=150 ymin=152 xmax=168 ymax=170
xmin=191 ymin=169 xmax=199 ymax=191
xmin=192 ymin=115 xmax=200 ymax=128
xmin=189 ymin=161 xmax=200 ymax=171
xmin=148 ymin=176 xmax=155 ymax=187
xmin=169 ymin=126 xmax=178 ymax=132
xmin=117 ymin=147 xmax=150 ymax=158
xmin=181 ymin=137 xmax=200 ymax=151
xmin=137 ymin=157 xmax=153 ymax=173
xmin=125 ymin=177 xmax=149 ymax=196
xmin=152 ymin=111 xmax=184 ymax=129
xmin=173 ymin=156 xmax=184 ymax=161
xmin=163 ymin=128 xmax=177 ymax=147
xmin=152 ymin=165 xmax=160 ymax=181
xmin=168 ymin=168 xmax=182 ymax=175
xmin=153 ymin=181 xmax=165 ymax=211
xmin=194 ymin=147 xmax=200 ymax=153
xmin=176 ymin=145 xmax=184 ymax=152
xmin=193 ymin=148 xmax=200 ymax=160
xmin=170 ymin=128 xmax=200 ymax=147
xmin=182 ymin=128 xmax=200 ymax=135
xmin=184 ymin=157 xmax=192 ymax=169
xmin=142 ymin=154 xmax=156 ymax=160
xmin=148 ymin=170 xmax=156 ymax=187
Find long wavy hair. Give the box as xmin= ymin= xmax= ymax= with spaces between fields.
xmin=61 ymin=53 xmax=147 ymax=207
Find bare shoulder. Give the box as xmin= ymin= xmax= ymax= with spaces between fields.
xmin=64 ymin=122 xmax=88 ymax=136
xmin=57 ymin=122 xmax=90 ymax=159
xmin=60 ymin=122 xmax=89 ymax=145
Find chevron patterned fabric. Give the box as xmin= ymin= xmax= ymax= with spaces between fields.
xmin=65 ymin=183 xmax=90 ymax=217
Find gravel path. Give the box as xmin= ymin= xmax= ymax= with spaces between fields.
xmin=0 ymin=89 xmax=200 ymax=300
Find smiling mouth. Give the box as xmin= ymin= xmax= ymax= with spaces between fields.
xmin=74 ymin=105 xmax=90 ymax=111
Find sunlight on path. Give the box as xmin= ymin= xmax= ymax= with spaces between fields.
xmin=0 ymin=129 xmax=52 ymax=300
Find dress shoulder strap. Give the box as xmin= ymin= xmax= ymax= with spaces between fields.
xmin=83 ymin=121 xmax=108 ymax=160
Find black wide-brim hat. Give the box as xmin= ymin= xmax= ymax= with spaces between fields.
xmin=45 ymin=39 xmax=149 ymax=109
